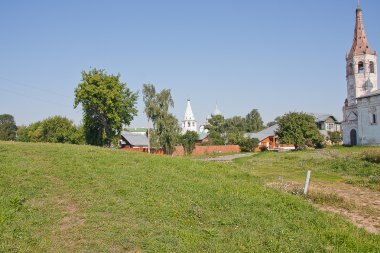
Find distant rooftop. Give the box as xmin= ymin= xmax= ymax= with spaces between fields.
xmin=121 ymin=131 xmax=149 ymax=147
xmin=245 ymin=124 xmax=279 ymax=141
xmin=124 ymin=127 xmax=147 ymax=133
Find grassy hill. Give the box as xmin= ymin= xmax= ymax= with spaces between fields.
xmin=0 ymin=142 xmax=379 ymax=252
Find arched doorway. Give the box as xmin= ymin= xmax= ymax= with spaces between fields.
xmin=350 ymin=129 xmax=357 ymax=146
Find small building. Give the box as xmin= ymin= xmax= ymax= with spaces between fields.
xmin=120 ymin=131 xmax=149 ymax=149
xmin=311 ymin=113 xmax=342 ymax=141
xmin=313 ymin=114 xmax=341 ymax=133
xmin=245 ymin=124 xmax=279 ymax=150
xmin=245 ymin=124 xmax=295 ymax=151
xmin=196 ymin=132 xmax=209 ymax=145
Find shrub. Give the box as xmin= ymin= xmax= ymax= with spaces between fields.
xmin=362 ymin=149 xmax=380 ymax=163
xmin=239 ymin=137 xmax=259 ymax=152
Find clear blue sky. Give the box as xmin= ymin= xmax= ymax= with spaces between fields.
xmin=1 ymin=0 xmax=379 ymax=127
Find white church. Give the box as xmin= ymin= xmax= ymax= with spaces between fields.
xmin=181 ymin=99 xmax=222 ymax=134
xmin=342 ymin=5 xmax=380 ymax=146
xmin=181 ymin=99 xmax=198 ymax=134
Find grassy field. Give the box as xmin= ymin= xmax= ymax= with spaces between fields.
xmin=1 ymin=142 xmax=380 ymax=252
xmin=233 ymin=146 xmax=380 ymax=190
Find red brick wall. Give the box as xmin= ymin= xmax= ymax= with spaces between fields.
xmin=121 ymin=145 xmax=240 ymax=156
xmin=120 ymin=147 xmax=164 ymax=155
xmin=172 ymin=145 xmax=240 ymax=156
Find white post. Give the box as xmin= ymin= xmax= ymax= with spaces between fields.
xmin=303 ymin=170 xmax=311 ymax=195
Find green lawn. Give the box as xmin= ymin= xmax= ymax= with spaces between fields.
xmin=233 ymin=146 xmax=380 ymax=190
xmin=1 ymin=142 xmax=379 ymax=252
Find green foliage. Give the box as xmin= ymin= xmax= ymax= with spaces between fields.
xmin=15 ymin=116 xmax=84 ymax=144
xmin=0 ymin=114 xmax=17 ymax=141
xmin=40 ymin=116 xmax=83 ymax=144
xmin=245 ymin=109 xmax=264 ymax=132
xmin=226 ymin=131 xmax=245 ymax=145
xmin=236 ymin=146 xmax=380 ymax=190
xmin=328 ymin=131 xmax=343 ymax=144
xmin=0 ymin=142 xmax=379 ymax=252
xmin=205 ymin=109 xmax=264 ymax=146
xmin=238 ymin=137 xmax=259 ymax=152
xmin=180 ymin=131 xmax=199 ymax=155
xmin=224 ymin=116 xmax=246 ymax=132
xmin=74 ymin=68 xmax=138 ymax=147
xmin=155 ymin=113 xmax=180 ymax=155
xmin=266 ymin=116 xmax=282 ymax=128
xmin=205 ymin=115 xmax=227 ymax=145
xmin=15 ymin=125 xmax=29 ymax=142
xmin=142 ymin=84 xmax=178 ymax=154
xmin=363 ymin=149 xmax=380 ymax=164
xmin=277 ymin=112 xmax=324 ymax=149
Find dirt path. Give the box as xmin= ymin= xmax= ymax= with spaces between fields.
xmin=269 ymin=180 xmax=380 ymax=234
xmin=198 ymin=153 xmax=254 ymax=162
xmin=312 ymin=182 xmax=380 ymax=234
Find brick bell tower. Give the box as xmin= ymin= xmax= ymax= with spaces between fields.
xmin=342 ymin=4 xmax=378 ymax=145
xmin=345 ymin=6 xmax=377 ymax=104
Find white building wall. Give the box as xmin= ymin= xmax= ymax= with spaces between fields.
xmin=346 ymin=54 xmax=378 ymax=106
xmin=357 ymin=95 xmax=380 ymax=145
xmin=342 ymin=107 xmax=359 ymax=145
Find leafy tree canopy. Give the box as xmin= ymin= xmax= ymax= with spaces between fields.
xmin=180 ymin=131 xmax=199 ymax=155
xmin=205 ymin=115 xmax=227 ymax=145
xmin=0 ymin=114 xmax=17 ymax=141
xmin=276 ymin=112 xmax=324 ymax=149
xmin=142 ymin=84 xmax=179 ymax=154
xmin=266 ymin=116 xmax=282 ymax=128
xmin=239 ymin=137 xmax=260 ymax=152
xmin=328 ymin=131 xmax=342 ymax=145
xmin=74 ymin=69 xmax=138 ymax=147
xmin=16 ymin=116 xmax=84 ymax=144
xmin=245 ymin=109 xmax=264 ymax=133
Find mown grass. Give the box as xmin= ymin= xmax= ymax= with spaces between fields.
xmin=234 ymin=146 xmax=380 ymax=190
xmin=1 ymin=142 xmax=379 ymax=252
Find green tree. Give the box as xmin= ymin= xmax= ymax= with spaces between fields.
xmin=17 ymin=116 xmax=84 ymax=144
xmin=276 ymin=112 xmax=324 ymax=149
xmin=39 ymin=116 xmax=82 ymax=144
xmin=16 ymin=125 xmax=30 ymax=142
xmin=0 ymin=114 xmax=17 ymax=141
xmin=180 ymin=131 xmax=199 ymax=155
xmin=239 ymin=137 xmax=260 ymax=152
xmin=245 ymin=109 xmax=264 ymax=132
xmin=225 ymin=116 xmax=246 ymax=132
xmin=205 ymin=115 xmax=227 ymax=145
xmin=328 ymin=131 xmax=342 ymax=145
xmin=142 ymin=84 xmax=179 ymax=155
xmin=155 ymin=113 xmax=180 ymax=155
xmin=266 ymin=116 xmax=282 ymax=128
xmin=28 ymin=121 xmax=43 ymax=142
xmin=74 ymin=68 xmax=138 ymax=147
xmin=142 ymin=84 xmax=157 ymax=153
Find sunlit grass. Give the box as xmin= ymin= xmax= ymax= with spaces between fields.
xmin=0 ymin=142 xmax=379 ymax=252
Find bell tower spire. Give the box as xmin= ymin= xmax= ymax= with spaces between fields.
xmin=348 ymin=6 xmax=372 ymax=58
xmin=345 ymin=5 xmax=377 ymax=105
xmin=182 ymin=99 xmax=197 ymax=134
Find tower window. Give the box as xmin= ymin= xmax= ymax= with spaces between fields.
xmin=358 ymin=62 xmax=364 ymax=74
xmin=188 ymin=122 xmax=190 ymax=127
xmin=372 ymin=114 xmax=377 ymax=124
xmin=348 ymin=63 xmax=354 ymax=75
xmin=370 ymin=62 xmax=375 ymax=73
